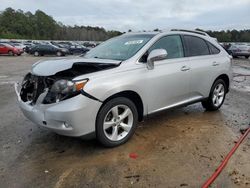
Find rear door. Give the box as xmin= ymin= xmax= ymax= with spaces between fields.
xmin=145 ymin=35 xmax=190 ymax=113
xmin=45 ymin=45 xmax=53 ymax=55
xmin=182 ymin=35 xmax=221 ymax=98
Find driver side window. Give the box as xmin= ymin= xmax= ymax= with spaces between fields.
xmin=140 ymin=35 xmax=184 ymax=62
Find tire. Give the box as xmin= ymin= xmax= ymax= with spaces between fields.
xmin=56 ymin=51 xmax=62 ymax=56
xmin=34 ymin=51 xmax=39 ymax=56
xmin=96 ymin=97 xmax=138 ymax=147
xmin=8 ymin=51 xmax=14 ymax=56
xmin=245 ymin=56 xmax=249 ymax=59
xmin=202 ymin=79 xmax=226 ymax=111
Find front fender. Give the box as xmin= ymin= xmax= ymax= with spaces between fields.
xmin=84 ymin=74 xmax=148 ymax=115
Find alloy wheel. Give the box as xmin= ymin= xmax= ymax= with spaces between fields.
xmin=57 ymin=51 xmax=62 ymax=56
xmin=103 ymin=105 xmax=133 ymax=141
xmin=34 ymin=51 xmax=39 ymax=56
xmin=212 ymin=83 xmax=225 ymax=107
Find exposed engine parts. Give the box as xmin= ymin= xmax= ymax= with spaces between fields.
xmin=20 ymin=62 xmax=118 ymax=105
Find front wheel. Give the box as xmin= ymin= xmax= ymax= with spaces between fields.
xmin=202 ymin=79 xmax=226 ymax=111
xmin=96 ymin=97 xmax=138 ymax=147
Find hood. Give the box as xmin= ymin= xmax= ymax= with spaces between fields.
xmin=31 ymin=57 xmax=121 ymax=76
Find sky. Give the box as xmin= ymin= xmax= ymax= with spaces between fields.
xmin=1 ymin=0 xmax=250 ymax=31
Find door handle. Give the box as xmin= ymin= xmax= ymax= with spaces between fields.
xmin=212 ymin=61 xmax=219 ymax=66
xmin=181 ymin=66 xmax=190 ymax=71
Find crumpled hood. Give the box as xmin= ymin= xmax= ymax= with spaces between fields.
xmin=31 ymin=57 xmax=121 ymax=76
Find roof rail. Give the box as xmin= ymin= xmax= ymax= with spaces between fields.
xmin=171 ymin=29 xmax=209 ymax=36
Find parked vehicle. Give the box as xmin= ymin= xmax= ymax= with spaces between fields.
xmin=9 ymin=42 xmax=26 ymax=51
xmin=15 ymin=30 xmax=232 ymax=147
xmin=69 ymin=45 xmax=89 ymax=54
xmin=29 ymin=44 xmax=69 ymax=56
xmin=0 ymin=43 xmax=23 ymax=56
xmin=228 ymin=44 xmax=250 ymax=59
xmin=24 ymin=43 xmax=35 ymax=53
xmin=83 ymin=42 xmax=96 ymax=48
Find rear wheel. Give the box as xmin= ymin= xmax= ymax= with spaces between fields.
xmin=56 ymin=51 xmax=62 ymax=56
xmin=245 ymin=56 xmax=249 ymax=59
xmin=96 ymin=97 xmax=138 ymax=147
xmin=202 ymin=79 xmax=226 ymax=111
xmin=34 ymin=51 xmax=39 ymax=56
xmin=8 ymin=51 xmax=14 ymax=56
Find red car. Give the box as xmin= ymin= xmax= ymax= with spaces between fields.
xmin=0 ymin=43 xmax=23 ymax=56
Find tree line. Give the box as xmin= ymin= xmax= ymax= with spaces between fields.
xmin=201 ymin=29 xmax=250 ymax=42
xmin=0 ymin=8 xmax=250 ymax=42
xmin=0 ymin=8 xmax=122 ymax=41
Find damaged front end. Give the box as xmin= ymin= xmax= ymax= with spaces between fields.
xmin=19 ymin=61 xmax=119 ymax=105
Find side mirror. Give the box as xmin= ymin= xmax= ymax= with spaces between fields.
xmin=147 ymin=49 xmax=168 ymax=70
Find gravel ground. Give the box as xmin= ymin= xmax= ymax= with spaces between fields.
xmin=0 ymin=55 xmax=249 ymax=188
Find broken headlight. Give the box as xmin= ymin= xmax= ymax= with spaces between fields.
xmin=43 ymin=79 xmax=88 ymax=104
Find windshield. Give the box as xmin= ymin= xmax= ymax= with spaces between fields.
xmin=84 ymin=34 xmax=155 ymax=61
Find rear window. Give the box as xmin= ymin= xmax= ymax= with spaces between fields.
xmin=183 ymin=35 xmax=210 ymax=57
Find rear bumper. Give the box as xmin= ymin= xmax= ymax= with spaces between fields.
xmin=14 ymin=83 xmax=102 ymax=137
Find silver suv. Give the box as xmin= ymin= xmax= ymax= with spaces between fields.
xmin=15 ymin=29 xmax=232 ymax=147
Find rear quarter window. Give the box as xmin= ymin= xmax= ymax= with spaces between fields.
xmin=207 ymin=42 xmax=220 ymax=54
xmin=183 ymin=35 xmax=210 ymax=57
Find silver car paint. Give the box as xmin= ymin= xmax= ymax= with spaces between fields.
xmin=16 ymin=31 xmax=232 ymax=137
xmin=32 ymin=57 xmax=120 ymax=76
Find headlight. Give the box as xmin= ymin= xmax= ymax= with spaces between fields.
xmin=43 ymin=79 xmax=88 ymax=104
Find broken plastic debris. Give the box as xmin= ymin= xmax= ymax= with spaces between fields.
xmin=129 ymin=153 xmax=138 ymax=159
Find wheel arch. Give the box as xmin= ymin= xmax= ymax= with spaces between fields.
xmin=213 ymin=74 xmax=230 ymax=93
xmin=98 ymin=90 xmax=144 ymax=122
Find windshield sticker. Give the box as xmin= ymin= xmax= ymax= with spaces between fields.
xmin=125 ymin=40 xmax=143 ymax=45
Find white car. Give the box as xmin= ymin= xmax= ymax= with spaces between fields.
xmin=15 ymin=29 xmax=232 ymax=147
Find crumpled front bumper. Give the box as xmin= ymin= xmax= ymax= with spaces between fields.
xmin=14 ymin=83 xmax=102 ymax=137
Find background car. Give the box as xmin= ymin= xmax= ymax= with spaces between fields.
xmin=69 ymin=45 xmax=89 ymax=54
xmin=9 ymin=42 xmax=26 ymax=51
xmin=29 ymin=44 xmax=69 ymax=56
xmin=24 ymin=43 xmax=35 ymax=54
xmin=228 ymin=44 xmax=250 ymax=58
xmin=0 ymin=43 xmax=23 ymax=56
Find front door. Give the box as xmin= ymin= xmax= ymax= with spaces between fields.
xmin=144 ymin=35 xmax=190 ymax=114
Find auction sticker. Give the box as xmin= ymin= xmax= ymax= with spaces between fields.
xmin=125 ymin=40 xmax=143 ymax=45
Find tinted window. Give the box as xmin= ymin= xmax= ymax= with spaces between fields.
xmin=149 ymin=35 xmax=184 ymax=59
xmin=184 ymin=35 xmax=210 ymax=57
xmin=207 ymin=42 xmax=220 ymax=54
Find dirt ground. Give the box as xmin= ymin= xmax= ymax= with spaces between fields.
xmin=0 ymin=55 xmax=249 ymax=188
